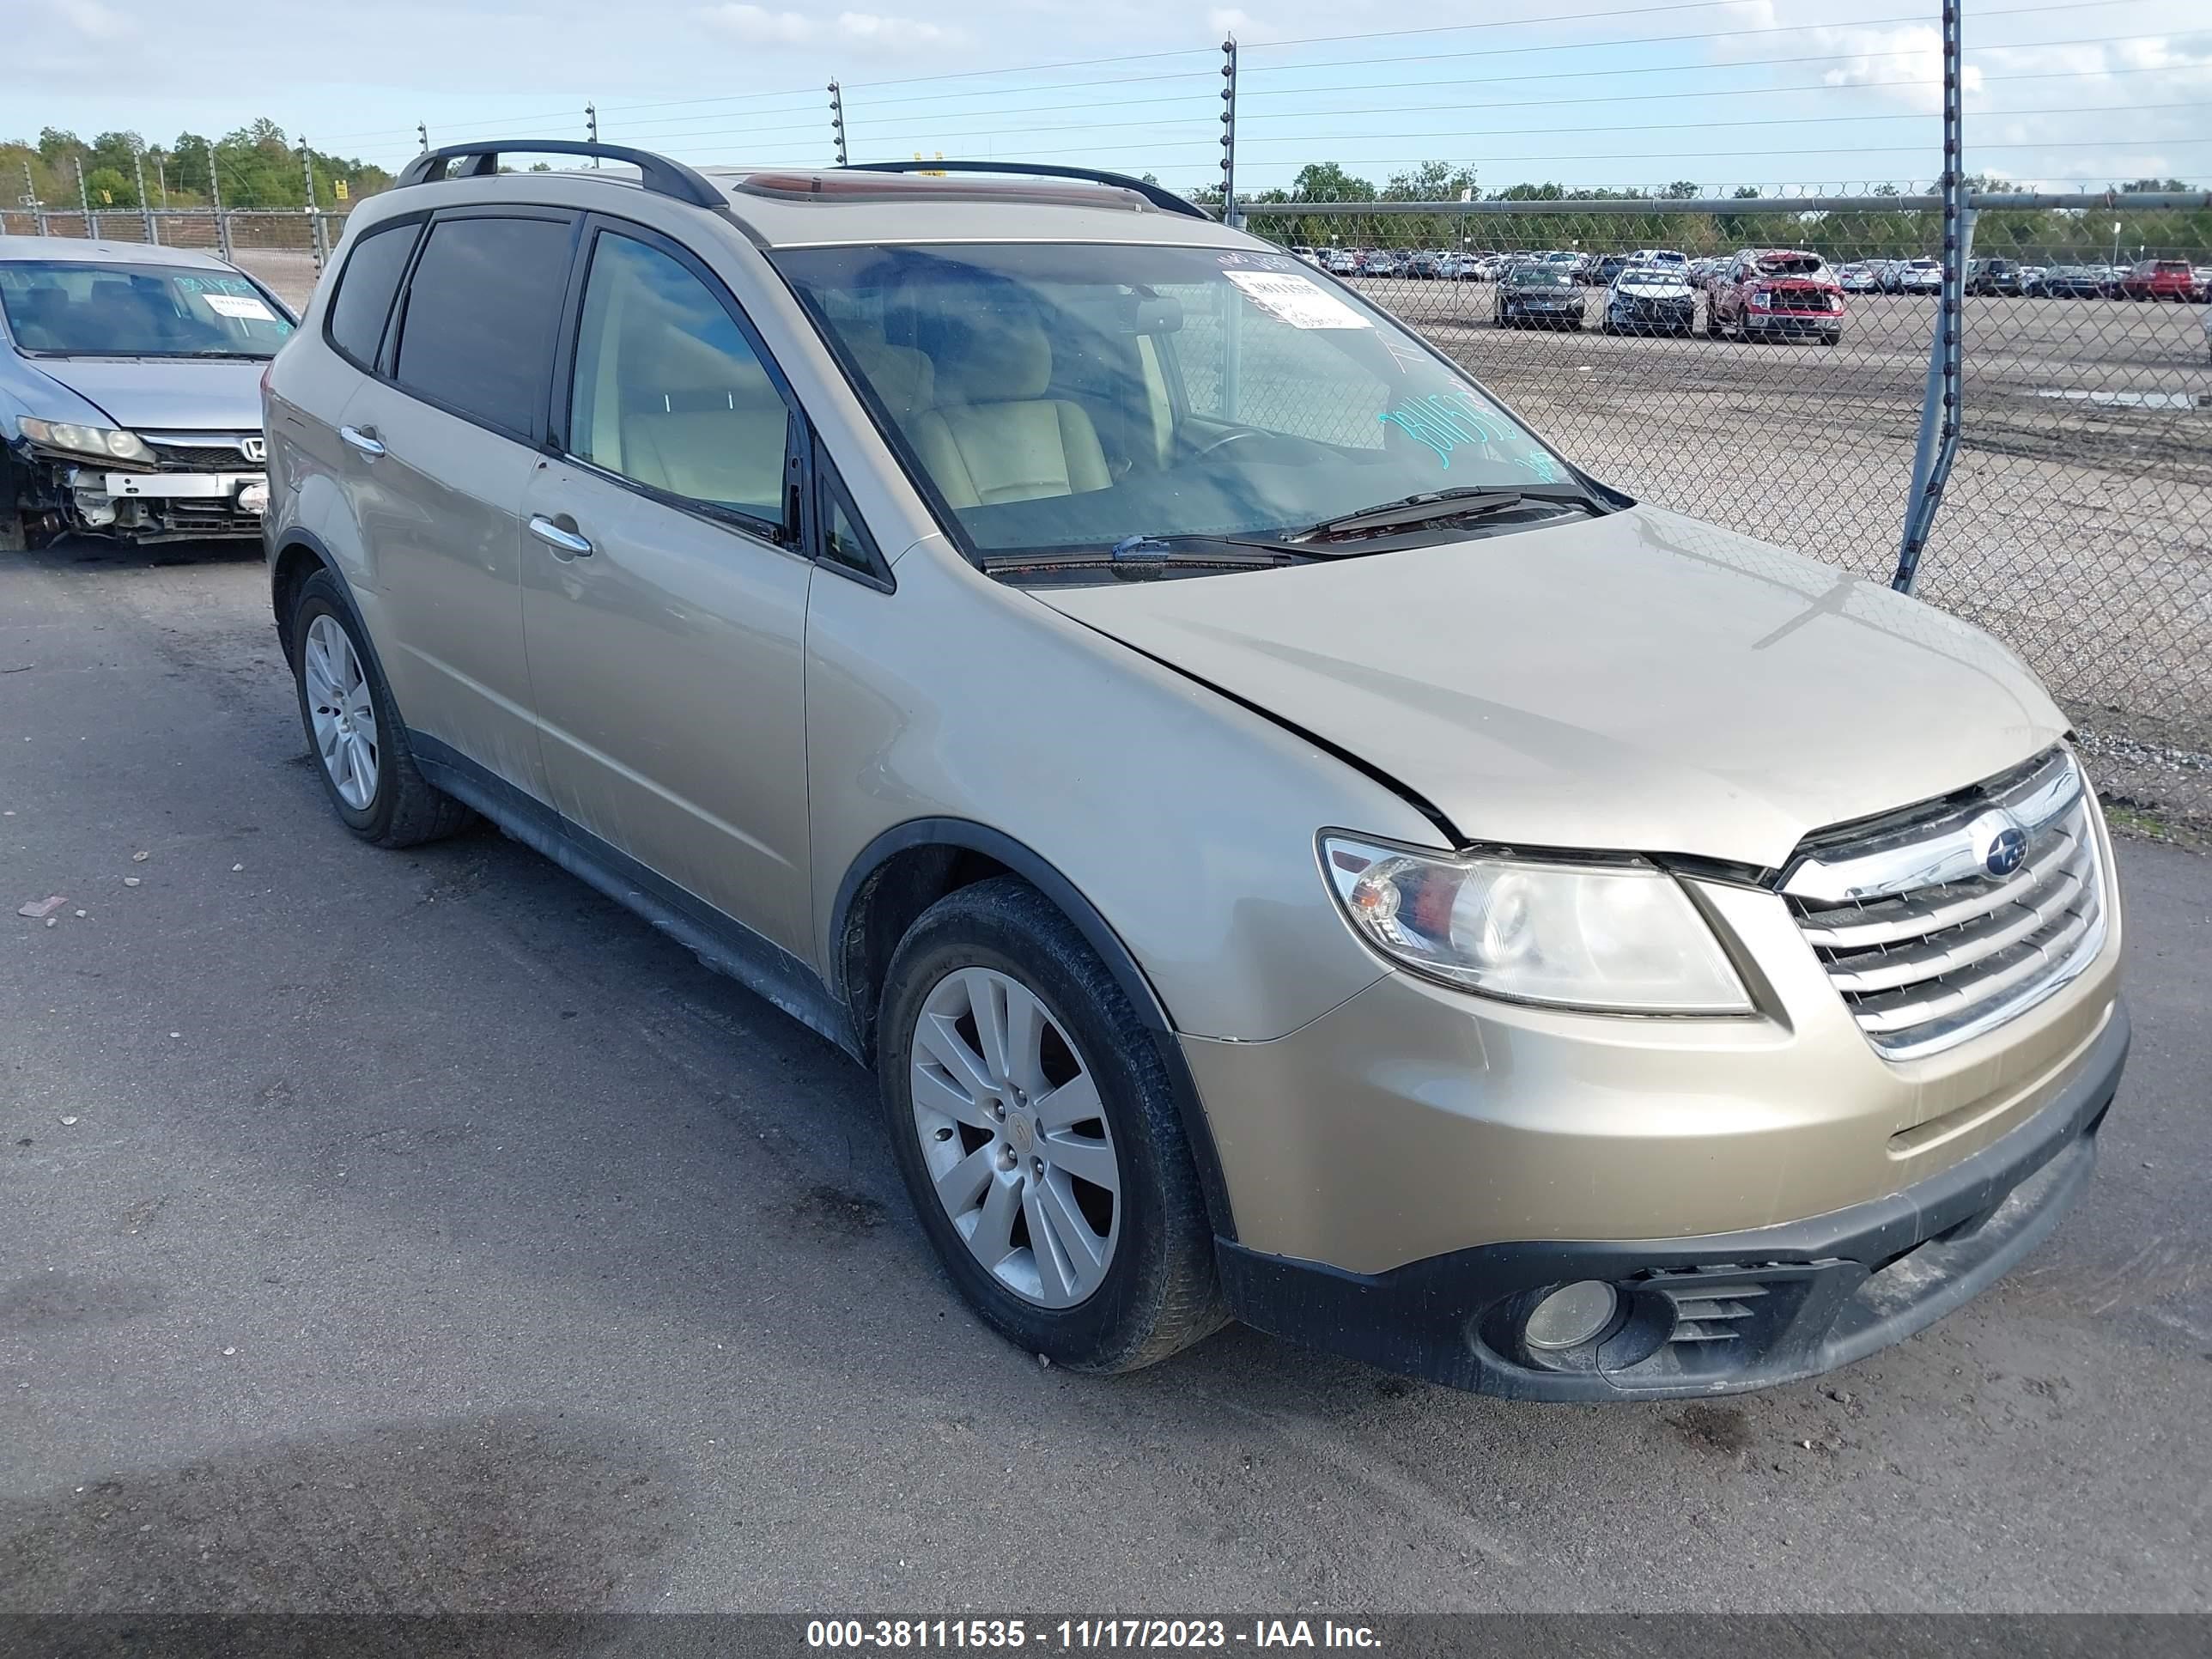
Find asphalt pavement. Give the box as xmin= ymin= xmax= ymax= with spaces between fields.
xmin=3 ymin=536 xmax=2209 ymax=1613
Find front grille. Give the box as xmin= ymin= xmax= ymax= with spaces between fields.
xmin=1769 ymin=289 xmax=1833 ymax=313
xmin=140 ymin=431 xmax=259 ymax=471
xmin=155 ymin=498 xmax=261 ymax=533
xmin=1783 ymin=747 xmax=2106 ymax=1060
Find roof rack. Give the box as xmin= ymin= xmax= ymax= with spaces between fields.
xmin=840 ymin=161 xmax=1212 ymax=222
xmin=393 ymin=142 xmax=725 ymax=210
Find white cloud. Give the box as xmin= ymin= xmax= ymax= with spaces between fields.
xmin=695 ymin=2 xmax=962 ymax=52
xmin=836 ymin=10 xmax=961 ymax=50
xmin=696 ymin=3 xmax=814 ymax=46
xmin=56 ymin=0 xmax=126 ymax=38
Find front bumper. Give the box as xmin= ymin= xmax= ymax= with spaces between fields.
xmin=58 ymin=463 xmax=267 ymax=540
xmin=1217 ymin=1004 xmax=2126 ymax=1399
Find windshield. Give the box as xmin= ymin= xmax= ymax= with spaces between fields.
xmin=775 ymin=242 xmax=1579 ymax=562
xmin=1509 ymin=266 xmax=1573 ymax=288
xmin=0 ymin=260 xmax=293 ymax=358
xmin=1619 ymin=269 xmax=1685 ymax=289
xmin=1753 ymin=253 xmax=1825 ymax=277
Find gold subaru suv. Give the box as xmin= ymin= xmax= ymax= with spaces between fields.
xmin=261 ymin=144 xmax=2124 ymax=1398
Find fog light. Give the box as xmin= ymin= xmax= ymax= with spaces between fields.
xmin=1523 ymin=1280 xmax=1620 ymax=1351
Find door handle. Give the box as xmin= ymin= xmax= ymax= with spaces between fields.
xmin=339 ymin=425 xmax=386 ymax=459
xmin=528 ymin=514 xmax=594 ymax=557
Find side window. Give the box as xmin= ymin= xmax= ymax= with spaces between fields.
xmin=568 ymin=230 xmax=790 ymax=531
xmin=392 ymin=215 xmax=573 ymax=436
xmin=325 ymin=221 xmax=417 ymax=368
xmin=815 ymin=454 xmax=882 ymax=580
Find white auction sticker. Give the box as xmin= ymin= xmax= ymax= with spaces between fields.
xmin=1222 ymin=269 xmax=1373 ymax=330
xmin=204 ymin=293 xmax=276 ymax=321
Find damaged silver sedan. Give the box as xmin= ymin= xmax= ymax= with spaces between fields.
xmin=1 ymin=235 xmax=294 ymax=550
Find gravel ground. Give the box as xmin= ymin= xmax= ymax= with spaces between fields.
xmin=3 ymin=537 xmax=2209 ymax=1614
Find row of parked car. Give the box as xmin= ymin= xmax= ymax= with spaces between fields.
xmin=1292 ymin=244 xmax=2212 ymax=303
xmin=1497 ymin=248 xmax=1848 ymax=343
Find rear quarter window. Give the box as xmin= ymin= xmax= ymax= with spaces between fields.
xmin=325 ymin=221 xmax=420 ymax=368
xmin=392 ymin=215 xmax=574 ymax=437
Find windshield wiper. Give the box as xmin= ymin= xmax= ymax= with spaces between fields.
xmin=1293 ymin=483 xmax=1599 ymax=542
xmin=981 ymin=533 xmax=1306 ymax=581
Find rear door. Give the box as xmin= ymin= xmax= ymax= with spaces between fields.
xmin=340 ymin=206 xmax=579 ymax=798
xmin=516 ymin=216 xmax=816 ymax=960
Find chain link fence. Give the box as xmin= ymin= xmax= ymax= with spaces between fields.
xmin=0 ymin=207 xmax=347 ymax=263
xmin=3 ymin=188 xmax=2206 ymax=821
xmin=1240 ymin=195 xmax=2212 ymax=823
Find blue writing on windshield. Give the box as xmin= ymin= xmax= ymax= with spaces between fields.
xmin=1378 ymin=390 xmax=1557 ymax=480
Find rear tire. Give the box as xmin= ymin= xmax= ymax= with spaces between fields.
xmin=878 ymin=877 xmax=1226 ymax=1374
xmin=289 ymin=568 xmax=473 ymax=848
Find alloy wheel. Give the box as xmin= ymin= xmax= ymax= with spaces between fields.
xmin=304 ymin=614 xmax=379 ymax=810
xmin=909 ymin=966 xmax=1121 ymax=1309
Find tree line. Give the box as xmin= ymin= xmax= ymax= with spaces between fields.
xmin=1187 ymin=164 xmax=2207 ymax=261
xmin=3 ymin=121 xmax=392 ymax=213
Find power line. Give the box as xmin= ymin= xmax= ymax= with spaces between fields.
xmin=1237 ymin=31 xmax=2190 ymax=100
xmin=1237 ymin=9 xmax=2157 ymax=83
xmin=837 ymin=101 xmax=2200 ymax=149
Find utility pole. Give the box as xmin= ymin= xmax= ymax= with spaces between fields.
xmin=586 ymin=103 xmax=599 ymax=165
xmin=829 ymin=81 xmax=848 ymax=167
xmin=416 ymin=121 xmax=429 ymax=153
xmin=134 ymin=149 xmax=155 ymax=243
xmin=1218 ymin=35 xmax=1239 ymax=230
xmin=205 ymin=137 xmax=229 ymax=260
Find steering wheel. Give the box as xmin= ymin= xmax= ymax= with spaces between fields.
xmin=1191 ymin=428 xmax=1269 ymax=461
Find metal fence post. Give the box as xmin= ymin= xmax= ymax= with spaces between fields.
xmin=1218 ymin=34 xmax=1240 ymax=230
xmin=135 ymin=150 xmax=155 ymax=243
xmin=416 ymin=122 xmax=429 ymax=153
xmin=830 ymin=81 xmax=848 ymax=167
xmin=301 ymin=138 xmax=325 ymax=270
xmin=1893 ymin=0 xmax=1968 ymax=594
xmin=206 ymin=140 xmax=231 ymax=260
xmin=75 ymin=155 xmax=90 ymax=222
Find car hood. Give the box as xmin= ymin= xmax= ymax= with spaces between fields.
xmin=21 ymin=356 xmax=266 ymax=432
xmin=1616 ymin=281 xmax=1694 ymax=301
xmin=1035 ymin=505 xmax=2065 ymax=870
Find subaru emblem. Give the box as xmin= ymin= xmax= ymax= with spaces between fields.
xmin=1983 ymin=820 xmax=2028 ymax=878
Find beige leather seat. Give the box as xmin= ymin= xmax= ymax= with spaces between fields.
xmin=616 ymin=323 xmax=790 ymax=512
xmin=904 ymin=307 xmax=1110 ymax=510
xmin=575 ymin=269 xmax=789 ymax=513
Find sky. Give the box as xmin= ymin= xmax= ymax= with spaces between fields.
xmin=8 ymin=0 xmax=2208 ymax=197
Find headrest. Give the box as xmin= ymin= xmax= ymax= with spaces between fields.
xmin=846 ymin=331 xmax=934 ymax=420
xmin=919 ymin=303 xmax=1054 ymax=405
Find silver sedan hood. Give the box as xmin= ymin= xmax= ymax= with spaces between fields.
xmin=1036 ymin=505 xmax=2067 ymax=870
xmin=23 ymin=356 xmax=265 ymax=433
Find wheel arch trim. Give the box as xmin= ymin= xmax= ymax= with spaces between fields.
xmin=831 ymin=817 xmax=1240 ymax=1241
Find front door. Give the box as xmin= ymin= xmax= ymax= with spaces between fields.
xmin=518 ymin=220 xmax=815 ymax=960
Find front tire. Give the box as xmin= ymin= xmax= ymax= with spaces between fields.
xmin=289 ymin=568 xmax=473 ymax=848
xmin=878 ymin=877 xmax=1225 ymax=1373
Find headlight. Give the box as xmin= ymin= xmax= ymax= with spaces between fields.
xmin=18 ymin=418 xmax=155 ymax=466
xmin=1321 ymin=836 xmax=1753 ymax=1014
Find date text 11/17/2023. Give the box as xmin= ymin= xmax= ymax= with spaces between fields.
xmin=805 ymin=1620 xmax=1382 ymax=1649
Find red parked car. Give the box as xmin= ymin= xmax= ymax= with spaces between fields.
xmin=2120 ymin=259 xmax=2197 ymax=301
xmin=1705 ymin=248 xmax=1845 ymax=344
